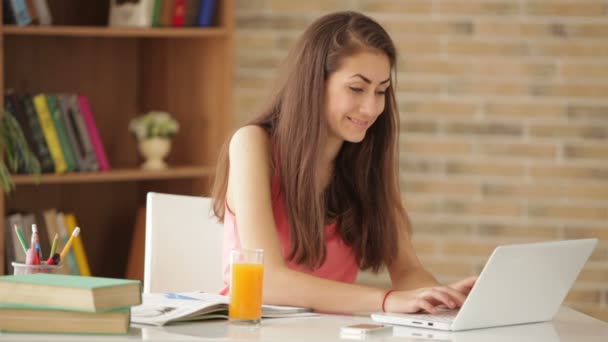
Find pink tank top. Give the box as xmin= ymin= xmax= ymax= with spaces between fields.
xmin=219 ymin=174 xmax=359 ymax=295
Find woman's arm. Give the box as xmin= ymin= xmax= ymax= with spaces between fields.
xmin=227 ymin=126 xmax=471 ymax=313
xmin=387 ymin=227 xmax=440 ymax=290
xmin=386 ymin=225 xmax=478 ymax=311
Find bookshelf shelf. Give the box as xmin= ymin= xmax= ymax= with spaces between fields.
xmin=2 ymin=25 xmax=229 ymax=38
xmin=12 ymin=166 xmax=214 ymax=184
xmin=0 ymin=0 xmax=234 ymax=277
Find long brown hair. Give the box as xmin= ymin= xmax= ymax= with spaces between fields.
xmin=213 ymin=11 xmax=408 ymax=272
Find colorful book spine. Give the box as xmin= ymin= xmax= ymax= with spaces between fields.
xmin=20 ymin=95 xmax=55 ymax=173
xmin=32 ymin=94 xmax=67 ymax=174
xmin=64 ymin=213 xmax=91 ymax=276
xmin=3 ymin=92 xmax=29 ymax=173
xmin=55 ymin=212 xmax=79 ymax=275
xmin=31 ymin=0 xmax=51 ymax=25
xmin=58 ymin=94 xmax=99 ymax=172
xmin=170 ymin=0 xmax=186 ymax=27
xmin=151 ymin=0 xmax=164 ymax=27
xmin=77 ymin=95 xmax=110 ymax=171
xmin=196 ymin=0 xmax=216 ymax=27
xmin=8 ymin=0 xmax=32 ymax=26
xmin=46 ymin=94 xmax=78 ymax=172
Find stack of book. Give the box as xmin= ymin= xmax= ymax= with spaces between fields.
xmin=0 ymin=273 xmax=141 ymax=334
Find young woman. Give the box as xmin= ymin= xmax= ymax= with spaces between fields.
xmin=212 ymin=11 xmax=476 ymax=314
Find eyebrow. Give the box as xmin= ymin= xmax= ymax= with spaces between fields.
xmin=350 ymin=74 xmax=391 ymax=85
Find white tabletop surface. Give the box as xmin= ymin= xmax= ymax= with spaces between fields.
xmin=1 ymin=306 xmax=606 ymax=341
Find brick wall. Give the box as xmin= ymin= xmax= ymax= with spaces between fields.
xmin=233 ymin=0 xmax=608 ymax=321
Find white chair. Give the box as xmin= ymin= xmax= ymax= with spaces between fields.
xmin=143 ymin=192 xmax=224 ymax=293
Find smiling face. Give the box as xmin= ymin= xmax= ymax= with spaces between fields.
xmin=324 ymin=50 xmax=391 ymax=145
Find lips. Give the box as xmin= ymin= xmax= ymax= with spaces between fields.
xmin=347 ymin=116 xmax=370 ymax=128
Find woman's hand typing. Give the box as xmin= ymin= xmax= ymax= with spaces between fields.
xmin=384 ymin=276 xmax=477 ymax=314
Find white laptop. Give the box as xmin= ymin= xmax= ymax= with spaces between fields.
xmin=372 ymin=239 xmax=597 ymax=331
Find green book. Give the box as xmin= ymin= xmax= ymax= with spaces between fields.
xmin=0 ymin=304 xmax=130 ymax=334
xmin=21 ymin=94 xmax=55 ymax=173
xmin=47 ymin=94 xmax=79 ymax=171
xmin=0 ymin=274 xmax=141 ymax=313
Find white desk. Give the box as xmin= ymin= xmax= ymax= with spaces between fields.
xmin=1 ymin=307 xmax=606 ymax=341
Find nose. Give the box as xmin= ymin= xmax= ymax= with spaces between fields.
xmin=359 ymin=93 xmax=382 ymax=117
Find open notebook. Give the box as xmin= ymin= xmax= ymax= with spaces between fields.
xmin=132 ymin=292 xmax=316 ymax=326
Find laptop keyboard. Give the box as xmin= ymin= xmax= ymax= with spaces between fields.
xmin=405 ymin=309 xmax=459 ymax=323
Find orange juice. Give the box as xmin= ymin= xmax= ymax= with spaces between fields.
xmin=229 ymin=262 xmax=264 ymax=321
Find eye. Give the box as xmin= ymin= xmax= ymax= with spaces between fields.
xmin=349 ymin=87 xmax=364 ymax=93
xmin=376 ymin=90 xmax=387 ymax=96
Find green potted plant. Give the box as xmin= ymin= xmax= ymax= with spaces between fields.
xmin=128 ymin=111 xmax=179 ymax=170
xmin=0 ymin=110 xmax=41 ymax=193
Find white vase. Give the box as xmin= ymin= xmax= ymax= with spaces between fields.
xmin=138 ymin=138 xmax=171 ymax=170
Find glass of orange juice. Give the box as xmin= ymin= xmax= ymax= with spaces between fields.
xmin=229 ymin=248 xmax=264 ymax=325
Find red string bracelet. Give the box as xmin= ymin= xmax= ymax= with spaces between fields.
xmin=382 ymin=289 xmax=395 ymax=313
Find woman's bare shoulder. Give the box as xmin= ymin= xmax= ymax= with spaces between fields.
xmin=229 ymin=125 xmax=272 ymax=164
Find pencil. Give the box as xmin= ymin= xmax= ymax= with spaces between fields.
xmin=13 ymin=225 xmax=28 ymax=254
xmin=60 ymin=227 xmax=80 ymax=261
xmin=49 ymin=233 xmax=59 ymax=258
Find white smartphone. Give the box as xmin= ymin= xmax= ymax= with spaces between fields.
xmin=340 ymin=323 xmax=393 ymax=335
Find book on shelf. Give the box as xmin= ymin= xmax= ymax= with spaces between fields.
xmin=108 ymin=0 xmax=155 ymax=28
xmin=23 ymin=0 xmax=38 ymax=24
xmin=78 ymin=95 xmax=111 ymax=171
xmin=150 ymin=0 xmax=162 ymax=26
xmin=0 ymin=304 xmax=130 ymax=334
xmin=4 ymin=91 xmax=34 ymax=173
xmin=58 ymin=93 xmax=99 ymax=172
xmin=47 ymin=94 xmax=79 ymax=172
xmin=0 ymin=273 xmax=142 ymax=312
xmin=170 ymin=0 xmax=186 ymax=27
xmin=55 ymin=211 xmax=80 ymax=275
xmin=4 ymin=0 xmax=32 ymax=26
xmin=31 ymin=0 xmax=51 ymax=25
xmin=183 ymin=0 xmax=200 ymax=26
xmin=132 ymin=292 xmax=316 ymax=326
xmin=159 ymin=0 xmax=174 ymax=26
xmin=2 ymin=0 xmax=51 ymax=25
xmin=20 ymin=93 xmax=55 ymax=173
xmin=33 ymin=93 xmax=68 ymax=174
xmin=64 ymin=212 xmax=91 ymax=276
xmin=197 ymin=0 xmax=217 ymax=27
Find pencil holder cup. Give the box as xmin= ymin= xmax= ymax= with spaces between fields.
xmin=12 ymin=262 xmax=63 ymax=275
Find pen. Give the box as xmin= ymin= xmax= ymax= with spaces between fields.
xmin=60 ymin=227 xmax=80 ymax=261
xmin=32 ymin=224 xmax=43 ymax=261
xmin=49 ymin=233 xmax=58 ymax=258
xmin=13 ymin=225 xmax=28 ymax=254
xmin=26 ymin=232 xmax=37 ymax=265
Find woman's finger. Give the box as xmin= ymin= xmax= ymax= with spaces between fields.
xmin=450 ymin=276 xmax=477 ymax=294
xmin=435 ymin=286 xmax=467 ymax=307
xmin=421 ymin=288 xmax=457 ymax=309
xmin=413 ymin=298 xmax=438 ymax=314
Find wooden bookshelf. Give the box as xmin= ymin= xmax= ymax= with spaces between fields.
xmin=0 ymin=0 xmax=234 ymax=277
xmin=3 ymin=25 xmax=229 ymax=38
xmin=11 ymin=166 xmax=214 ymax=184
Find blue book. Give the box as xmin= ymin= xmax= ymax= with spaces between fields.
xmin=9 ymin=0 xmax=31 ymax=26
xmin=196 ymin=0 xmax=216 ymax=27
